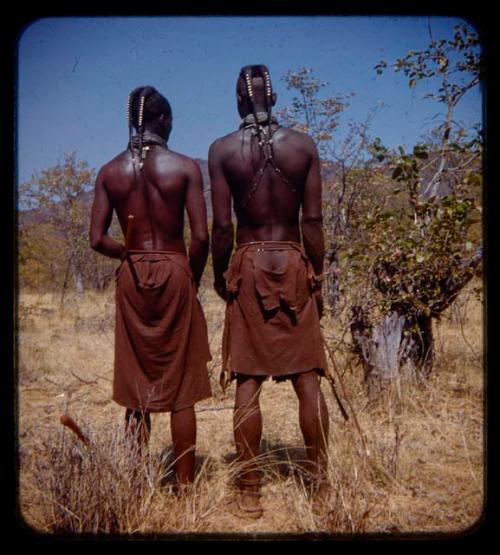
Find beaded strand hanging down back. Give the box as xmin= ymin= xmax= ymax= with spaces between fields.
xmin=237 ymin=65 xmax=298 ymax=210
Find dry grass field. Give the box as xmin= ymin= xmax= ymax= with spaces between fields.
xmin=17 ymin=282 xmax=484 ymax=538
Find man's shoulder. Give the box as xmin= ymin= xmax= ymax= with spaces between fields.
xmin=169 ymin=149 xmax=200 ymax=167
xmin=277 ymin=125 xmax=316 ymax=147
xmin=209 ymin=130 xmax=240 ymax=155
xmin=97 ymin=150 xmax=129 ymax=178
xmin=157 ymin=149 xmax=201 ymax=176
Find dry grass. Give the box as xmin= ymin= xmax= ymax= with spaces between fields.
xmin=17 ymin=283 xmax=484 ymax=538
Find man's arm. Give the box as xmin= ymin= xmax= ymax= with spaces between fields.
xmin=301 ymin=137 xmax=325 ymax=276
xmin=208 ymin=140 xmax=234 ymax=300
xmin=185 ymin=160 xmax=209 ymax=288
xmin=89 ymin=169 xmax=124 ymax=260
xmin=301 ymin=137 xmax=325 ymax=317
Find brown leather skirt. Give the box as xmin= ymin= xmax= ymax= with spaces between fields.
xmin=221 ymin=241 xmax=327 ymax=390
xmin=113 ymin=250 xmax=212 ymax=412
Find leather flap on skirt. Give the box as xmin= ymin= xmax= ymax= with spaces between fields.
xmin=252 ymin=250 xmax=299 ymax=312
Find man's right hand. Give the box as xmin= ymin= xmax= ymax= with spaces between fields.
xmin=214 ymin=280 xmax=228 ymax=302
xmin=314 ymin=289 xmax=324 ymax=319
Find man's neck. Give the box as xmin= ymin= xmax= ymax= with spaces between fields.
xmin=141 ymin=129 xmax=167 ymax=146
xmin=240 ymin=112 xmax=278 ymax=129
xmin=129 ymin=129 xmax=167 ymax=150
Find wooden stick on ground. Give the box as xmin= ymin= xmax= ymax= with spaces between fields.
xmin=60 ymin=414 xmax=90 ymax=445
xmin=319 ymin=331 xmax=350 ymax=422
xmin=321 ymin=331 xmax=371 ymax=458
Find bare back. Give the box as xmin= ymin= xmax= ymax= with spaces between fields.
xmin=210 ymin=122 xmax=324 ymax=290
xmin=105 ymin=148 xmax=196 ymax=249
xmin=210 ymin=124 xmax=319 ymax=244
xmin=90 ymin=143 xmax=209 ymax=284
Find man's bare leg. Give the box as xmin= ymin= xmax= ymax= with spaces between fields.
xmin=233 ymin=374 xmax=266 ymax=516
xmin=291 ymin=370 xmax=330 ymax=511
xmin=125 ymin=409 xmax=151 ymax=458
xmin=171 ymin=406 xmax=196 ymax=487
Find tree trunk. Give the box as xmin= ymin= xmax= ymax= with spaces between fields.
xmin=59 ymin=253 xmax=74 ymax=308
xmin=72 ymin=256 xmax=84 ymax=294
xmin=73 ymin=272 xmax=84 ymax=294
xmin=350 ymin=248 xmax=481 ymax=398
xmin=350 ymin=308 xmax=433 ymax=398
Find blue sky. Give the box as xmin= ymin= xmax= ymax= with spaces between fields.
xmin=17 ymin=16 xmax=482 ymax=185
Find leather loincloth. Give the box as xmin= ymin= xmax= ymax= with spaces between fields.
xmin=113 ymin=250 xmax=212 ymax=412
xmin=221 ymin=241 xmax=327 ymax=390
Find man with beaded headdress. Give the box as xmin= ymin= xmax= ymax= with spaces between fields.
xmin=209 ymin=65 xmax=330 ymax=518
xmin=90 ymin=86 xmax=212 ymax=488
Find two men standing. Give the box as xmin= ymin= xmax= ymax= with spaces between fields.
xmin=90 ymin=66 xmax=330 ymax=517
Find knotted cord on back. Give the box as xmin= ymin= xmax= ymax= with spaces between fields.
xmin=237 ymin=66 xmax=300 ymax=210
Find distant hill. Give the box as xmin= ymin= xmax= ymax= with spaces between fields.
xmin=18 ymin=159 xmax=213 ymax=227
xmin=18 ymin=157 xmax=343 ymax=226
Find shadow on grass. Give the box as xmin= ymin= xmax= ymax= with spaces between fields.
xmin=222 ymin=440 xmax=311 ymax=486
xmin=156 ymin=446 xmax=220 ymax=487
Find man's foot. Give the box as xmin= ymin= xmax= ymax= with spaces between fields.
xmin=173 ymin=481 xmax=194 ymax=498
xmin=231 ymin=477 xmax=264 ymax=519
xmin=311 ymin=479 xmax=331 ymax=516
